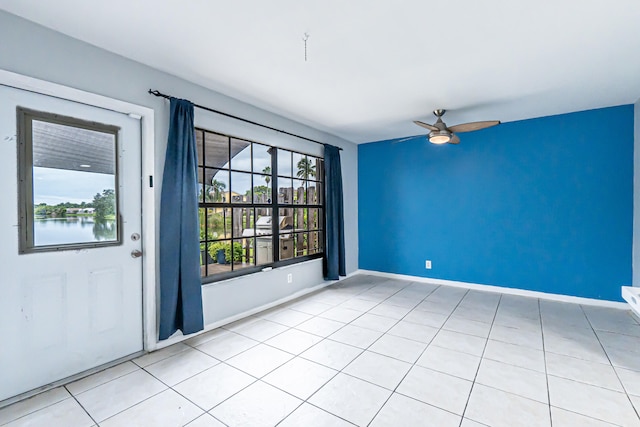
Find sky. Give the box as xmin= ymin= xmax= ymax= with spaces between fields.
xmin=206 ymin=143 xmax=312 ymax=193
xmin=33 ymin=167 xmax=115 ymax=205
xmin=32 ymin=146 xmax=314 ymax=206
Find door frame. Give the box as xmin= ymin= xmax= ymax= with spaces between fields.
xmin=0 ymin=69 xmax=158 ymax=352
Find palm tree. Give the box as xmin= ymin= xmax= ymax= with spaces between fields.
xmin=296 ymin=158 xmax=316 ymax=179
xmin=262 ymin=166 xmax=271 ymax=186
xmin=209 ymin=179 xmax=226 ymax=202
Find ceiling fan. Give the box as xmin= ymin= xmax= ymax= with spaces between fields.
xmin=409 ymin=109 xmax=500 ymax=144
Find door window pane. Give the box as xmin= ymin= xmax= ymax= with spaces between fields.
xmin=19 ymin=109 xmax=121 ymax=252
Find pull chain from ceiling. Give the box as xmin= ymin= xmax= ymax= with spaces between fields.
xmin=302 ymin=33 xmax=309 ymax=62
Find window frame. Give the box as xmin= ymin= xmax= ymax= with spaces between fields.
xmin=197 ymin=127 xmax=324 ymax=284
xmin=17 ymin=107 xmax=122 ymax=254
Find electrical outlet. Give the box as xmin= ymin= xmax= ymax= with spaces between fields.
xmin=287 ymin=273 xmax=293 ymax=283
xmin=425 ymin=260 xmax=432 ymax=269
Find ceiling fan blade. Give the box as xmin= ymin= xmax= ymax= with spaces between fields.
xmin=394 ymin=135 xmax=423 ymax=143
xmin=449 ymin=133 xmax=460 ymax=144
xmin=448 ymin=120 xmax=500 ymax=133
xmin=413 ymin=120 xmax=439 ymax=131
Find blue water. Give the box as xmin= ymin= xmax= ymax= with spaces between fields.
xmin=34 ymin=217 xmax=117 ymax=246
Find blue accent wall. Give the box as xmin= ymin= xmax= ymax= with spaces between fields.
xmin=358 ymin=105 xmax=633 ymax=301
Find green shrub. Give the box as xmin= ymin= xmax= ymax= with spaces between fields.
xmin=208 ymin=241 xmax=243 ymax=263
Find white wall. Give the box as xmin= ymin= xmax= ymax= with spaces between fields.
xmin=634 ymin=100 xmax=640 ymax=287
xmin=0 ymin=11 xmax=358 ymax=336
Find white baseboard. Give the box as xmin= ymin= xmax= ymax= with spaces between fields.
xmin=152 ymin=270 xmax=360 ymax=351
xmin=622 ymin=286 xmax=640 ymax=318
xmin=358 ymin=269 xmax=629 ymax=310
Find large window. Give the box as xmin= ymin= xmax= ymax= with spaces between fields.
xmin=196 ymin=128 xmax=324 ymax=281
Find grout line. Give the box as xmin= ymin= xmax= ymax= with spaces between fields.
xmin=264 ymin=278 xmax=418 ymax=425
xmin=274 ymin=401 xmax=357 ymax=427
xmin=579 ymin=304 xmax=640 ymax=422
xmin=365 ymin=287 xmax=469 ymax=426
xmin=289 ymin=279 xmax=442 ymax=424
xmin=15 ymin=275 xmax=633 ymax=427
xmin=457 ymin=293 xmax=502 ymax=427
xmin=91 ymin=386 xmax=167 ymax=425
xmin=539 ymin=298 xmax=554 ymax=427
xmin=181 ymin=279 xmax=397 ymax=422
xmin=64 ymin=386 xmax=100 ymax=427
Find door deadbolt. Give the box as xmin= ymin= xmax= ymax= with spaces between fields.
xmin=131 ymin=233 xmax=140 ymax=241
xmin=131 ymin=249 xmax=143 ymax=258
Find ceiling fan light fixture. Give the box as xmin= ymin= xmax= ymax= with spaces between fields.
xmin=428 ymin=131 xmax=450 ymax=144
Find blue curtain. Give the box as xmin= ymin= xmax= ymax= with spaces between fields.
xmin=158 ymin=98 xmax=204 ymax=340
xmin=323 ymin=144 xmax=346 ymax=280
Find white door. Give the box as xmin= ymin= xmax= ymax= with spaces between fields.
xmin=0 ymin=85 xmax=143 ymax=402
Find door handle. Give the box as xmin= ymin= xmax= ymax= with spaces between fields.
xmin=131 ymin=249 xmax=143 ymax=258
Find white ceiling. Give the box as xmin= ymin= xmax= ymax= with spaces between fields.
xmin=3 ymin=0 xmax=640 ymax=144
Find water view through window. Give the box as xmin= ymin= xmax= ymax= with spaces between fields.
xmin=18 ymin=109 xmax=120 ymax=252
xmin=33 ymin=167 xmax=117 ymax=246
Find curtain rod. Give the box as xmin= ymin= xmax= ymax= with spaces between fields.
xmin=148 ymin=89 xmax=341 ymax=151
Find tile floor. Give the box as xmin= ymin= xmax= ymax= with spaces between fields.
xmin=2 ymin=274 xmax=640 ymax=426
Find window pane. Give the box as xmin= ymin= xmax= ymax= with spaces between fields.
xmin=293 ymin=179 xmax=306 ymax=205
xmin=294 ymin=207 xmax=307 ymax=231
xmin=233 ymin=238 xmax=254 ymax=270
xmin=256 ymin=234 xmax=273 ymax=265
xmin=255 ymin=207 xmax=274 ymax=264
xmin=256 ymin=208 xmax=274 ymax=236
xmin=230 ymin=171 xmax=251 ymax=203
xmin=308 ymin=231 xmax=323 ymax=255
xmin=307 ymin=181 xmax=322 ymax=205
xmin=253 ymin=143 xmax=272 ymax=173
xmin=294 ymin=232 xmax=307 ymax=257
xmin=278 ymin=149 xmax=292 ymax=177
xmin=308 ymin=208 xmax=322 ymax=230
xmin=278 ymin=178 xmax=293 ymax=204
xmin=294 ymin=153 xmax=317 ymax=180
xmin=203 ymin=131 xmax=229 ymax=169
xmin=28 ymin=117 xmax=119 ymax=248
xmin=205 ymin=169 xmax=229 ymax=202
xmin=207 ymin=208 xmax=231 ymax=239
xmin=230 ymin=138 xmax=251 ymax=172
xmin=195 ymin=129 xmax=204 ymax=166
xmin=314 ymin=158 xmax=324 ymax=182
xmin=199 ymin=207 xmax=207 ymax=242
xmin=207 ymin=239 xmax=233 ymax=274
xmin=279 ymin=234 xmax=294 ymax=260
xmin=233 ymin=207 xmax=254 ymax=239
xmin=278 ymin=208 xmax=294 ymax=235
xmin=198 ymin=168 xmax=204 ymax=203
xmin=253 ymin=174 xmax=272 ymax=203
